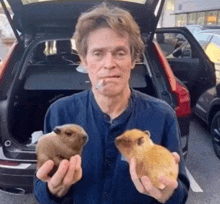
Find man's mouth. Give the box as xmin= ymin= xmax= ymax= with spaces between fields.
xmin=95 ymin=75 xmax=120 ymax=89
xmin=102 ymin=75 xmax=120 ymax=79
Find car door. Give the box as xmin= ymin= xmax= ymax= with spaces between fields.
xmin=156 ymin=27 xmax=216 ymax=107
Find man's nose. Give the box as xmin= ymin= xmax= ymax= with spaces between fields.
xmin=104 ymin=52 xmax=116 ymax=69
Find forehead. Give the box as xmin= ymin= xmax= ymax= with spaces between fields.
xmin=87 ymin=27 xmax=130 ymax=52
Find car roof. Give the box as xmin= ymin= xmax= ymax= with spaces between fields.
xmin=1 ymin=0 xmax=164 ymax=44
xmin=198 ymin=29 xmax=220 ymax=35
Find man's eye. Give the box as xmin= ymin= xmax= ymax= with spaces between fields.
xmin=117 ymin=51 xmax=125 ymax=55
xmin=94 ymin=52 xmax=102 ymax=57
xmin=115 ymin=51 xmax=126 ymax=59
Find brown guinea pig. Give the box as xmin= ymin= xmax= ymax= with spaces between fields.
xmin=115 ymin=129 xmax=178 ymax=189
xmin=36 ymin=124 xmax=88 ymax=176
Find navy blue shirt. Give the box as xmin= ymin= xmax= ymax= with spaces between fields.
xmin=34 ymin=89 xmax=189 ymax=204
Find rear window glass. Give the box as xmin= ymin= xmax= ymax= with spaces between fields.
xmin=21 ymin=0 xmax=54 ymax=5
xmin=21 ymin=0 xmax=146 ymax=5
xmin=42 ymin=40 xmax=76 ymax=56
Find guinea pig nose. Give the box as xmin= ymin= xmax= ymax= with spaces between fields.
xmin=82 ymin=135 xmax=88 ymax=141
xmin=54 ymin=128 xmax=61 ymax=135
xmin=115 ymin=138 xmax=122 ymax=145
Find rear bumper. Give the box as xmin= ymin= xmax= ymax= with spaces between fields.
xmin=0 ymin=164 xmax=36 ymax=193
xmin=177 ymin=114 xmax=191 ymax=159
xmin=0 ymin=149 xmax=36 ymax=194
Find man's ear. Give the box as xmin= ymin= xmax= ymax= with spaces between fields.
xmin=144 ymin=130 xmax=151 ymax=138
xmin=131 ymin=60 xmax=136 ymax=70
xmin=80 ymin=56 xmax=87 ymax=67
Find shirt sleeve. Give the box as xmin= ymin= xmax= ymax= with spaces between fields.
xmin=34 ymin=177 xmax=73 ymax=204
xmin=161 ymin=108 xmax=190 ymax=204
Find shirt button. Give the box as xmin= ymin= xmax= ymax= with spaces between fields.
xmin=103 ymin=192 xmax=109 ymax=196
xmin=106 ymin=159 xmax=111 ymax=166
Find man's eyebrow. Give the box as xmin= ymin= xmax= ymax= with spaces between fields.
xmin=114 ymin=46 xmax=129 ymax=52
xmin=90 ymin=46 xmax=129 ymax=53
xmin=90 ymin=48 xmax=105 ymax=53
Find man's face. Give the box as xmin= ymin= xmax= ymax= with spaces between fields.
xmin=81 ymin=27 xmax=135 ymax=96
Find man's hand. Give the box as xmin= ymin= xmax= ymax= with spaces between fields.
xmin=129 ymin=152 xmax=180 ymax=203
xmin=36 ymin=155 xmax=82 ymax=198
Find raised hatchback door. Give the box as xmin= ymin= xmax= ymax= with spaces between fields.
xmin=2 ymin=0 xmax=165 ymax=45
xmin=155 ymin=27 xmax=216 ymax=107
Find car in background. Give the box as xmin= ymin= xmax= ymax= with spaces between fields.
xmin=186 ymin=24 xmax=220 ymax=36
xmin=193 ymin=29 xmax=220 ymax=83
xmin=172 ymin=28 xmax=220 ymax=159
xmin=192 ymin=29 xmax=220 ymax=159
xmin=0 ymin=0 xmax=215 ymax=194
xmin=193 ymin=83 xmax=220 ymax=159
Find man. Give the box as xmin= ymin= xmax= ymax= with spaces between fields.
xmin=34 ymin=2 xmax=189 ymax=204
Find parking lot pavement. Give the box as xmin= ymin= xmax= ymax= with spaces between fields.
xmin=0 ymin=190 xmax=37 ymax=204
xmin=185 ymin=115 xmax=220 ymax=204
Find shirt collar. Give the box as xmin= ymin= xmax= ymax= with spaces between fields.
xmin=89 ymin=89 xmax=135 ymax=124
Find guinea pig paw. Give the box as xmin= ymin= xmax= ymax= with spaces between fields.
xmin=158 ymin=183 xmax=165 ymax=190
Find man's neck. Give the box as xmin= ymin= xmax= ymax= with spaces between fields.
xmin=92 ymin=87 xmax=131 ymax=120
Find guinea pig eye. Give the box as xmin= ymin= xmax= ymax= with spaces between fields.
xmin=65 ymin=131 xmax=73 ymax=136
xmin=137 ymin=137 xmax=144 ymax=146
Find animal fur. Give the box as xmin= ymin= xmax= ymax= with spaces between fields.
xmin=115 ymin=129 xmax=178 ymax=189
xmin=36 ymin=124 xmax=88 ymax=176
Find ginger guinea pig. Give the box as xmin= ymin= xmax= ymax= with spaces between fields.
xmin=115 ymin=129 xmax=178 ymax=189
xmin=36 ymin=124 xmax=88 ymax=175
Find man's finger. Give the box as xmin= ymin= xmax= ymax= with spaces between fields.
xmin=50 ymin=160 xmax=69 ymax=188
xmin=141 ymin=176 xmax=162 ymax=199
xmin=63 ymin=156 xmax=79 ymax=185
xmin=72 ymin=155 xmax=82 ymax=181
xmin=159 ymin=176 xmax=178 ymax=189
xmin=129 ymin=158 xmax=145 ymax=194
xmin=36 ymin=160 xmax=54 ymax=182
xmin=172 ymin=152 xmax=180 ymax=164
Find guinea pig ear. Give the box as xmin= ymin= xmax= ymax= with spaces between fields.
xmin=54 ymin=127 xmax=61 ymax=135
xmin=144 ymin=130 xmax=151 ymax=138
xmin=137 ymin=137 xmax=145 ymax=146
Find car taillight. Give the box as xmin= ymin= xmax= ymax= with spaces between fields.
xmin=174 ymin=81 xmax=191 ymax=117
xmin=0 ymin=160 xmax=19 ymax=166
xmin=0 ymin=42 xmax=17 ymax=85
xmin=153 ymin=42 xmax=191 ymax=117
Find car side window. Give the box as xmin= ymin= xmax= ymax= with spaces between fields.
xmin=155 ymin=33 xmax=192 ymax=58
xmin=195 ymin=33 xmax=212 ymax=49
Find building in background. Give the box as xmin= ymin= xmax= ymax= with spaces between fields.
xmin=158 ymin=0 xmax=175 ymax=28
xmin=160 ymin=0 xmax=220 ymax=27
xmin=174 ymin=0 xmax=220 ymax=26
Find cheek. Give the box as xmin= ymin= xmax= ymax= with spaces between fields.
xmin=86 ymin=61 xmax=101 ymax=77
xmin=119 ymin=61 xmax=134 ymax=75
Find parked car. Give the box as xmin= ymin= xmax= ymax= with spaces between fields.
xmin=193 ymin=83 xmax=220 ymax=159
xmin=186 ymin=24 xmax=220 ymax=36
xmin=193 ymin=29 xmax=220 ymax=83
xmin=0 ymin=0 xmax=215 ymax=194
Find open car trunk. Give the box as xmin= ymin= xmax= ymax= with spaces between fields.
xmin=0 ymin=0 xmax=166 ymax=160
xmin=8 ymin=47 xmax=157 ymax=146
